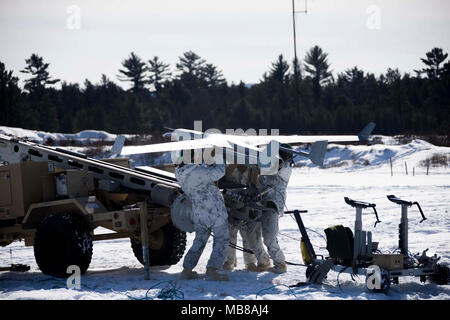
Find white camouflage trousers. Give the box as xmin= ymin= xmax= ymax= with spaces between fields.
xmin=225 ymin=207 xmax=285 ymax=267
xmin=183 ymin=222 xmax=229 ymax=270
xmin=260 ymin=208 xmax=285 ymax=266
xmin=224 ymin=222 xmax=270 ymax=267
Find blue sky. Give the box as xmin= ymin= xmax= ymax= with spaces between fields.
xmin=1 ymin=0 xmax=449 ymax=89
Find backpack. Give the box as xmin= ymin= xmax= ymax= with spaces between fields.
xmin=324 ymin=225 xmax=354 ymax=266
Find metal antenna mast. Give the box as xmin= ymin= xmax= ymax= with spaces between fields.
xmin=292 ymin=0 xmax=308 ymax=123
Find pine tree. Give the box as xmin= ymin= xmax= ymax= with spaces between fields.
xmin=100 ymin=74 xmax=113 ymax=87
xmin=20 ymin=54 xmax=60 ymax=92
xmin=147 ymin=56 xmax=171 ymax=92
xmin=384 ymin=68 xmax=401 ymax=85
xmin=201 ymin=63 xmax=226 ymax=87
xmin=176 ymin=51 xmax=206 ymax=88
xmin=0 ymin=61 xmax=22 ymax=126
xmin=304 ymin=46 xmax=333 ymax=98
xmin=0 ymin=61 xmax=19 ymax=88
xmin=117 ymin=52 xmax=147 ymax=92
xmin=415 ymin=47 xmax=448 ymax=80
xmin=268 ymin=54 xmax=290 ymax=84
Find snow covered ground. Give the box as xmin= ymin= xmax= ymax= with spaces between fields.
xmin=0 ymin=128 xmax=449 ymax=300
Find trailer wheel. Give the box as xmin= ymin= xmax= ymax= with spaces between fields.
xmin=430 ymin=264 xmax=449 ymax=285
xmin=305 ymin=265 xmax=316 ymax=280
xmin=365 ymin=268 xmax=390 ymax=293
xmin=131 ymin=223 xmax=186 ymax=266
xmin=34 ymin=212 xmax=93 ymax=278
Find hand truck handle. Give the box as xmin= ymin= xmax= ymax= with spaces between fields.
xmin=413 ymin=202 xmax=427 ymax=223
xmin=372 ymin=206 xmax=381 ymax=228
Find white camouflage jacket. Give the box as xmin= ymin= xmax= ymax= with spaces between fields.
xmin=258 ymin=161 xmax=293 ymax=215
xmin=175 ymin=163 xmax=228 ymax=228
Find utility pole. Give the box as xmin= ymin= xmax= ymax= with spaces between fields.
xmin=292 ymin=0 xmax=308 ymax=126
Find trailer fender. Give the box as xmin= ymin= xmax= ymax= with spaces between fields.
xmin=22 ymin=197 xmax=105 ymax=229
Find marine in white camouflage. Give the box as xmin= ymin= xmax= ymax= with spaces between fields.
xmin=175 ymin=163 xmax=230 ymax=275
xmin=258 ymin=160 xmax=293 ymax=215
xmin=222 ymin=165 xmax=270 ymax=271
xmin=257 ymin=159 xmax=293 ymax=272
xmin=223 ymin=158 xmax=293 ymax=272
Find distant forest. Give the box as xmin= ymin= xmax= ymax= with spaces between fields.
xmin=1 ymin=46 xmax=449 ymax=136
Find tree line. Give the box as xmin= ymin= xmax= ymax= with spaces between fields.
xmin=0 ymin=47 xmax=449 ymax=136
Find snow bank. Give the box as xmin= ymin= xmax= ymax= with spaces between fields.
xmin=293 ymin=135 xmax=449 ymax=172
xmin=0 ymin=126 xmax=137 ymax=144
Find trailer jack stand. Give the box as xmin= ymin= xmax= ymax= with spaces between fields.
xmin=306 ymin=259 xmax=334 ymax=284
xmin=285 ymin=209 xmax=334 ymax=284
xmin=139 ymin=201 xmax=151 ymax=280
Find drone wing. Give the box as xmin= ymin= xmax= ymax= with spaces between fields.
xmin=225 ymin=122 xmax=376 ymax=147
xmin=120 ymin=135 xmax=234 ymax=156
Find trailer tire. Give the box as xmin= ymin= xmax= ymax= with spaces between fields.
xmin=305 ymin=265 xmax=316 ymax=280
xmin=365 ymin=268 xmax=391 ymax=293
xmin=131 ymin=223 xmax=186 ymax=266
xmin=430 ymin=264 xmax=449 ymax=285
xmin=34 ymin=212 xmax=93 ymax=278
